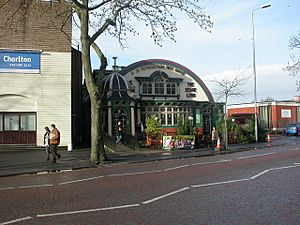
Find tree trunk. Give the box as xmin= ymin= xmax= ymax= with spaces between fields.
xmin=80 ymin=0 xmax=107 ymax=164
xmin=90 ymin=98 xmax=107 ymax=164
xmin=224 ymin=117 xmax=228 ymax=151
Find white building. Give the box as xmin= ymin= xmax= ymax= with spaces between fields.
xmin=0 ymin=1 xmax=83 ymax=147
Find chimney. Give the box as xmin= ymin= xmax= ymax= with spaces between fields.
xmin=112 ymin=56 xmax=118 ymax=70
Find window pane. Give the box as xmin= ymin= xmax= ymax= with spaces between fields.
xmin=160 ymin=83 xmax=164 ymax=94
xmin=196 ymin=109 xmax=201 ymax=124
xmin=167 ymin=114 xmax=172 ymax=125
xmin=20 ymin=114 xmax=36 ymax=131
xmin=174 ymin=114 xmax=178 ymax=125
xmin=167 ymin=84 xmax=171 ymax=94
xmin=142 ymin=83 xmax=147 ymax=94
xmin=148 ymin=83 xmax=152 ymax=94
xmin=160 ymin=114 xmax=166 ymax=125
xmin=171 ymin=84 xmax=176 ymax=94
xmin=4 ymin=114 xmax=19 ymax=131
xmin=0 ymin=114 xmax=2 ymax=131
xmin=155 ymin=83 xmax=164 ymax=94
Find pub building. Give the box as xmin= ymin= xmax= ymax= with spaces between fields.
xmin=84 ymin=59 xmax=223 ymax=143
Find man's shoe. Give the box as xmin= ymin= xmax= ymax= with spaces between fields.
xmin=57 ymin=154 xmax=61 ymax=160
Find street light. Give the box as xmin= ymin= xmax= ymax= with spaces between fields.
xmin=251 ymin=3 xmax=271 ymax=143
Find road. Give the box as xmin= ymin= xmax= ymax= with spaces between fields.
xmin=1 ymin=136 xmax=300 ymax=225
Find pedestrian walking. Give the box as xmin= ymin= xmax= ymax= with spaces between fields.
xmin=49 ymin=124 xmax=61 ymax=163
xmin=43 ymin=126 xmax=51 ymax=160
xmin=211 ymin=127 xmax=218 ymax=148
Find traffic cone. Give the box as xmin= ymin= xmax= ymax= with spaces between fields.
xmin=216 ymin=137 xmax=222 ymax=151
xmin=267 ymin=134 xmax=271 ymax=142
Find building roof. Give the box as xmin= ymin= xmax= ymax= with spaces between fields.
xmin=102 ymin=72 xmax=133 ymax=99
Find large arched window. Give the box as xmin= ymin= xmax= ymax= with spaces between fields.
xmin=138 ymin=70 xmax=181 ymax=96
xmin=154 ymin=76 xmax=165 ymax=94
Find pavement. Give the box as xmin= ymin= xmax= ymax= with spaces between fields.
xmin=0 ymin=137 xmax=282 ymax=177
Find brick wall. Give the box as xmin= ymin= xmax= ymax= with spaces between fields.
xmin=272 ymin=105 xmax=297 ymax=128
xmin=0 ymin=0 xmax=71 ymax=52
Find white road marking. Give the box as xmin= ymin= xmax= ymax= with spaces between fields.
xmin=292 ymin=148 xmax=300 ymax=151
xmin=237 ymin=152 xmax=277 ymax=160
xmin=36 ymin=204 xmax=140 ymax=217
xmin=59 ymin=176 xmax=105 ymax=185
xmin=250 ymin=170 xmax=270 ymax=180
xmin=191 ymin=179 xmax=249 ymax=188
xmin=18 ymin=184 xmax=53 ymax=189
xmin=192 ymin=164 xmax=300 ymax=188
xmin=269 ymin=165 xmax=300 ymax=171
xmin=1 ymin=163 xmax=299 ymax=223
xmin=163 ymin=165 xmax=189 ymax=171
xmin=191 ymin=159 xmax=231 ymax=166
xmin=0 ymin=216 xmax=32 ymax=225
xmin=251 ymin=164 xmax=300 ymax=180
xmin=107 ymin=170 xmax=162 ymax=177
xmin=1 ymin=153 xmax=298 ymax=193
xmin=142 ymin=187 xmax=190 ymax=205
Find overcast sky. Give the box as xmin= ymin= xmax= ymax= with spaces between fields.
xmin=91 ymin=0 xmax=300 ymax=104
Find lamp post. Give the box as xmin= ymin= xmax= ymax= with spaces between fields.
xmin=251 ymin=4 xmax=271 ymax=143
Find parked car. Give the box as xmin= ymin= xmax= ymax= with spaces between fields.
xmin=285 ymin=123 xmax=300 ymax=136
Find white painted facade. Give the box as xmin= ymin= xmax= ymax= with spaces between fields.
xmin=124 ymin=66 xmax=210 ymax=102
xmin=0 ymin=51 xmax=72 ymax=146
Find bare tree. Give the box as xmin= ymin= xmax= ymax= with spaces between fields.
xmin=284 ymin=31 xmax=300 ymax=89
xmin=1 ymin=0 xmax=213 ymax=164
xmin=210 ymin=71 xmax=249 ymax=150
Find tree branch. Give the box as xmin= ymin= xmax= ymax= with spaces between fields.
xmin=91 ymin=41 xmax=107 ymax=89
xmin=0 ymin=0 xmax=11 ymax=9
xmin=88 ymin=0 xmax=113 ymax=11
xmin=57 ymin=0 xmax=81 ymax=12
xmin=210 ymin=72 xmax=250 ymax=103
xmin=89 ymin=0 xmax=133 ymax=44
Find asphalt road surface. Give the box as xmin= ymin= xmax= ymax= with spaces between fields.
xmin=1 ymin=136 xmax=300 ymax=225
